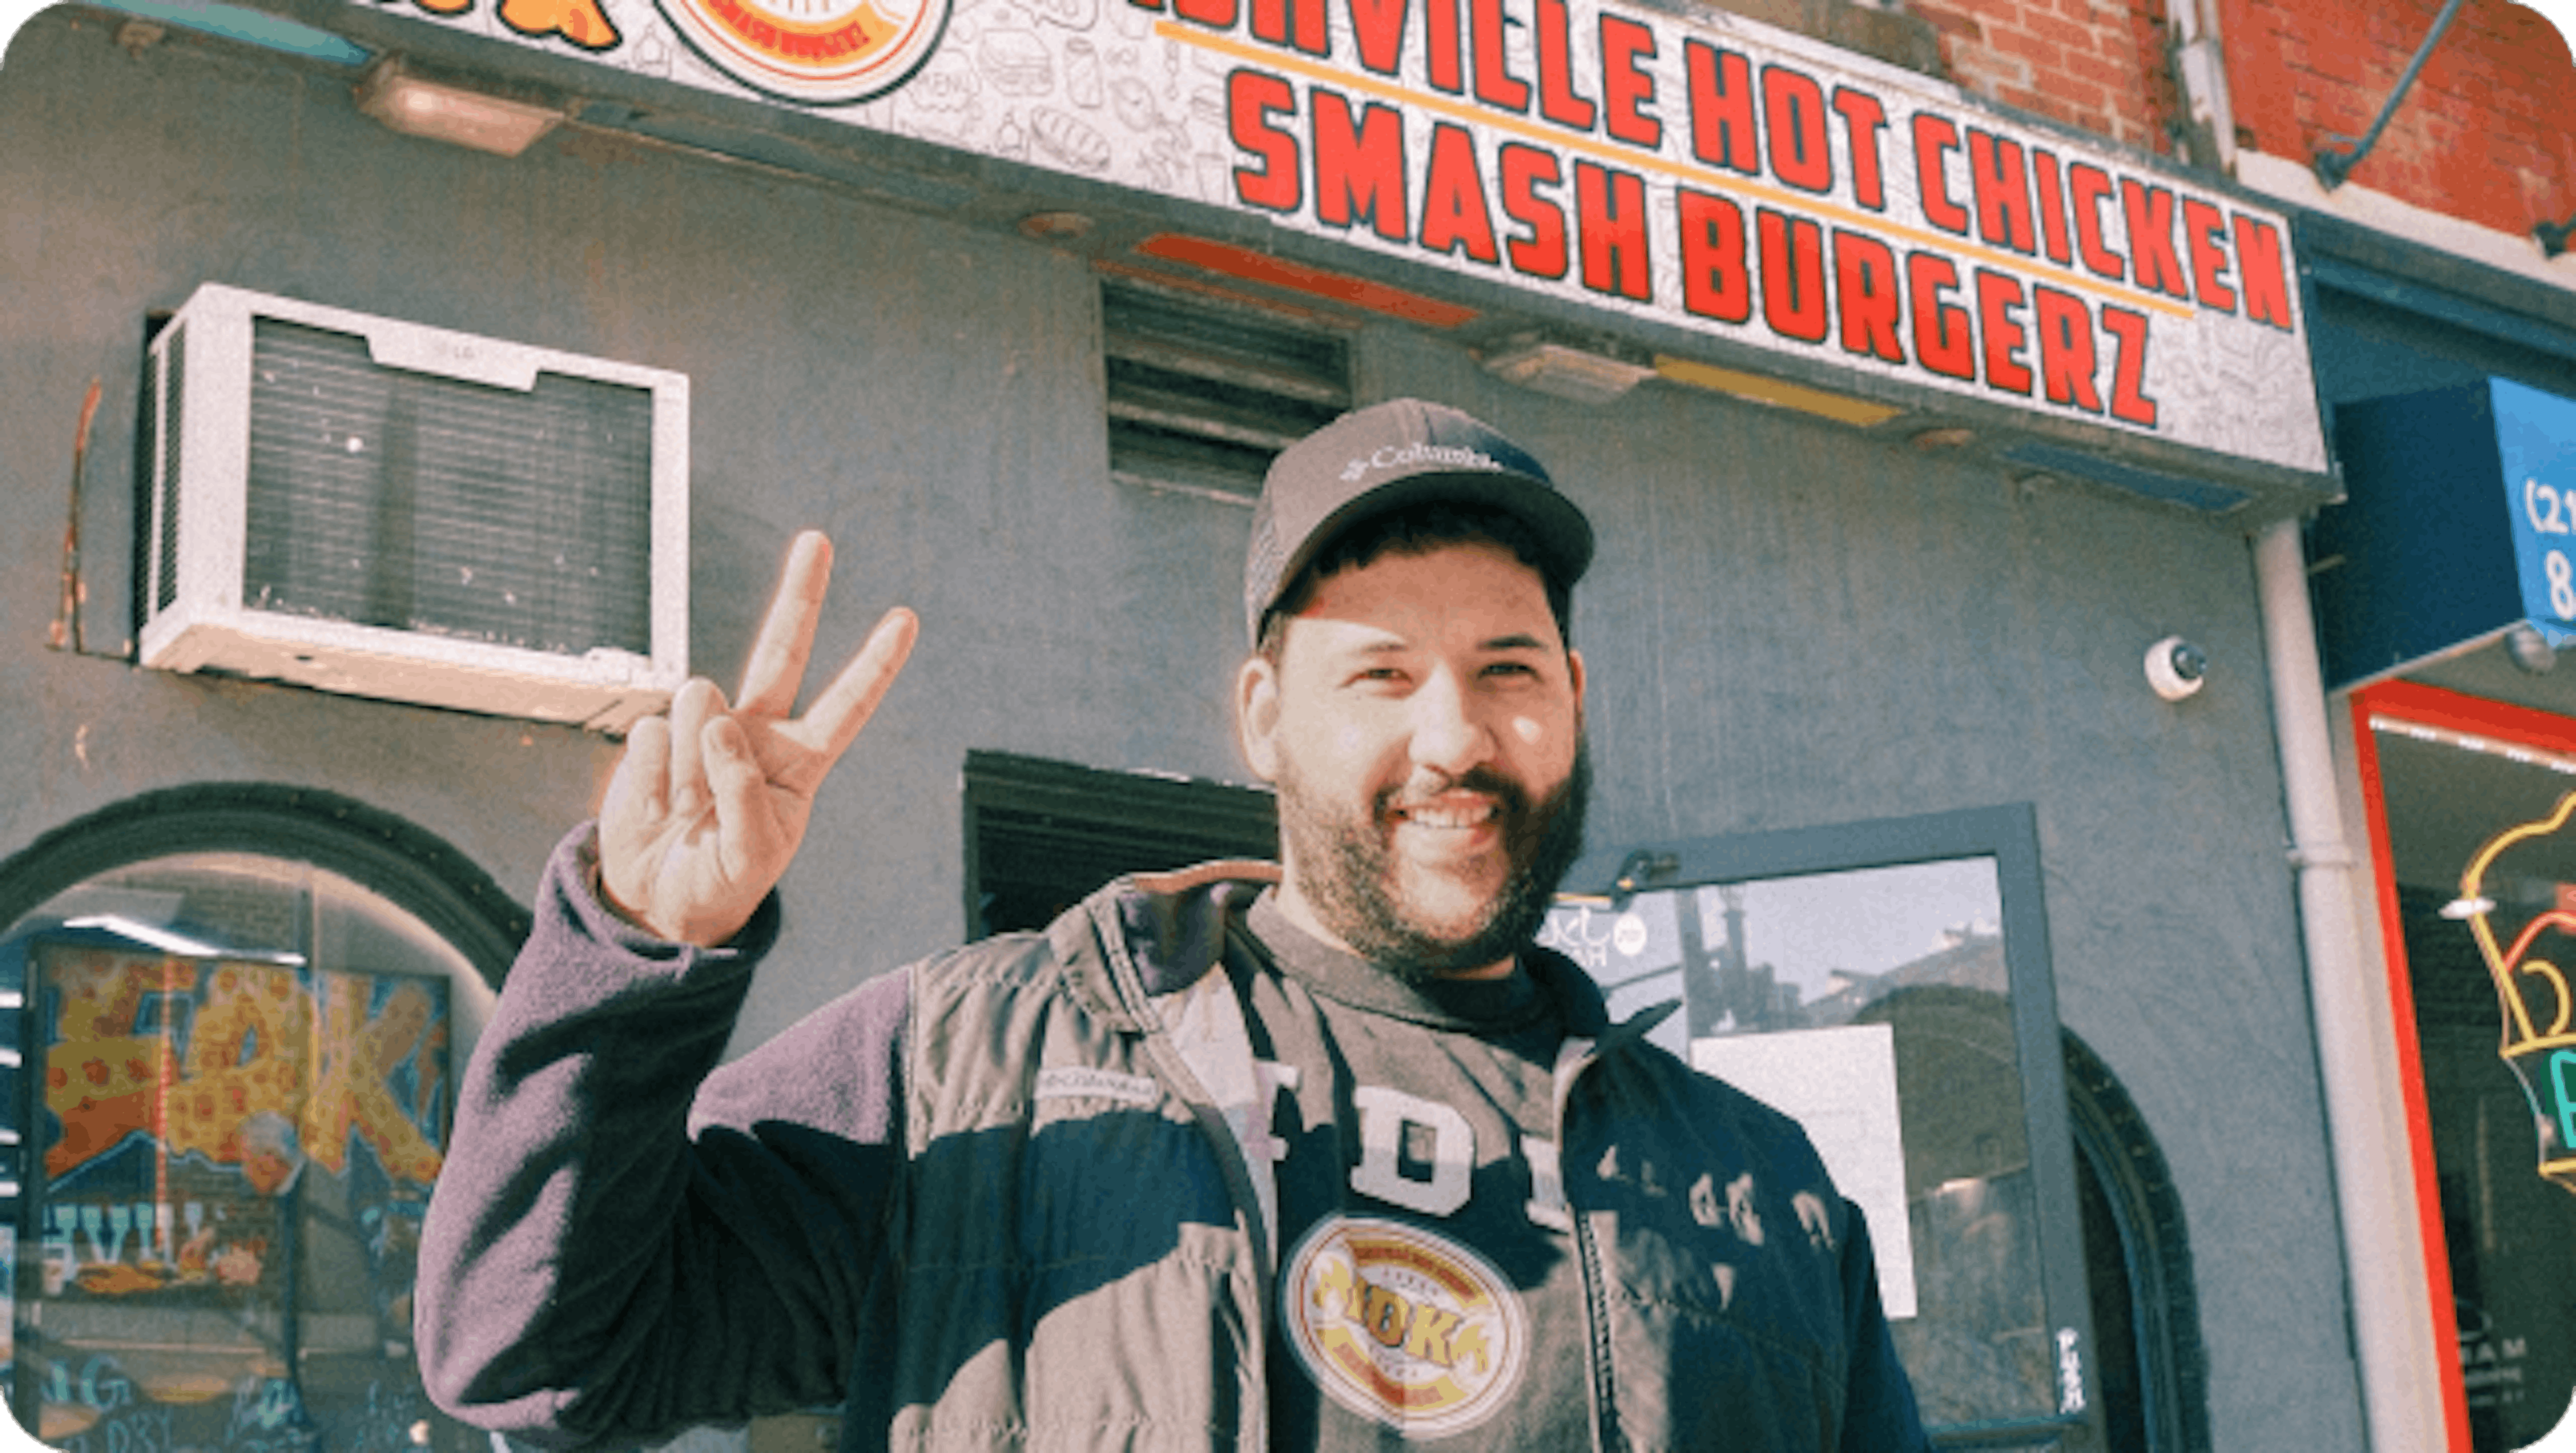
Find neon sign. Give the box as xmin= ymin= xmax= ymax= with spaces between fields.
xmin=2456 ymin=792 xmax=2576 ymax=1193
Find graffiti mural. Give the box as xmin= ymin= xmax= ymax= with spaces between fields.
xmin=22 ymin=942 xmax=450 ymax=1453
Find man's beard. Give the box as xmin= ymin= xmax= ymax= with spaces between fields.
xmin=1277 ymin=739 xmax=1590 ymax=981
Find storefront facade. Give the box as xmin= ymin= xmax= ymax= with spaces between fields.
xmin=2302 ymin=221 xmax=2576 ymax=1452
xmin=0 ymin=0 xmax=2494 ymax=1447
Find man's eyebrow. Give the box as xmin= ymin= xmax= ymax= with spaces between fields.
xmin=1482 ymin=633 xmax=1551 ymax=652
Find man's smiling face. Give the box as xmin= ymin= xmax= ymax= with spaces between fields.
xmin=1240 ymin=537 xmax=1589 ymax=980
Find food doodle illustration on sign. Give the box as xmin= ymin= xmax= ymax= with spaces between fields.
xmin=2455 ymin=794 xmax=2576 ymax=1194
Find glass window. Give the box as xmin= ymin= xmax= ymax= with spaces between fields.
xmin=0 ymin=793 xmax=511 ymax=1453
xmin=2354 ymin=683 xmax=2576 ymax=1452
xmin=1548 ymin=805 xmax=2104 ymax=1450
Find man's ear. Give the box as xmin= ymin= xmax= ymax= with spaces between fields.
xmin=1237 ymin=653 xmax=1282 ymax=783
xmin=1568 ymin=646 xmax=1587 ymax=708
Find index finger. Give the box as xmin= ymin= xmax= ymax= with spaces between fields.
xmin=737 ymin=530 xmax=834 ymax=717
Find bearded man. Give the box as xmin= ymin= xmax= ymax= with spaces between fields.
xmin=416 ymin=399 xmax=1929 ymax=1452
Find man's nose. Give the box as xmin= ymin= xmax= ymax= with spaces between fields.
xmin=1407 ymin=669 xmax=1495 ymax=776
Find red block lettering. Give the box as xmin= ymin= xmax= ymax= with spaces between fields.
xmin=1763 ymin=66 xmax=1832 ymax=195
xmin=1760 ymin=209 xmax=1827 ymax=341
xmin=2102 ymin=305 xmax=2159 ymax=425
xmin=1346 ymin=0 xmax=1406 ymax=74
xmin=1976 ymin=269 xmax=2033 ymax=396
xmin=2235 ymin=215 xmax=2294 ymax=331
xmin=1833 ymin=88 xmax=1888 ymax=211
xmin=1535 ymin=0 xmax=1595 ymax=130
xmin=2033 ymin=286 xmax=2103 ymax=413
xmin=1915 ymin=113 xmax=1968 ymax=235
xmin=1250 ymin=0 xmax=1326 ymax=56
xmin=1229 ymin=69 xmax=1299 ymax=213
xmin=1600 ymin=17 xmax=1660 ymax=149
xmin=1678 ymin=189 xmax=1751 ymax=323
xmin=1174 ymin=0 xmax=1235 ymax=30
xmin=1419 ymin=123 xmax=1501 ymax=264
xmin=2031 ymin=150 xmax=2072 ymax=266
xmin=2069 ymin=163 xmax=2124 ymax=282
xmin=2182 ymin=197 xmax=2236 ymax=314
xmin=1470 ymin=0 xmax=1529 ymax=112
xmin=1686 ymin=42 xmax=1760 ymax=176
xmin=1909 ymin=253 xmax=1975 ymax=380
xmin=1313 ymin=90 xmax=1407 ymax=241
xmin=1424 ymin=0 xmax=1462 ymax=93
xmin=1969 ymin=130 xmax=2033 ymax=254
xmin=2121 ymin=180 xmax=2190 ymax=301
xmin=1576 ymin=162 xmax=1650 ymax=301
xmin=1501 ymin=144 xmax=1568 ymax=279
xmin=1835 ymin=231 xmax=1903 ymax=363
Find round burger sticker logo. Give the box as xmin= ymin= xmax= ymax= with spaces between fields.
xmin=657 ymin=0 xmax=949 ymax=105
xmin=1282 ymin=1216 xmax=1528 ymax=1436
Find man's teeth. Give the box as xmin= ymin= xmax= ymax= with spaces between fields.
xmin=1397 ymin=801 xmax=1497 ymax=828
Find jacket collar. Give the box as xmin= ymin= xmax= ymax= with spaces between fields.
xmin=1057 ymin=862 xmax=1663 ymax=1046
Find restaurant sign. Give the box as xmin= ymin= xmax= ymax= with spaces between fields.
xmin=364 ymin=0 xmax=2328 ymax=475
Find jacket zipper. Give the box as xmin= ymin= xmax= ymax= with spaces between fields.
xmin=1571 ymin=1200 xmax=1621 ymax=1453
xmin=1554 ymin=1036 xmax=1617 ymax=1453
xmin=1553 ymin=1004 xmax=1676 ymax=1453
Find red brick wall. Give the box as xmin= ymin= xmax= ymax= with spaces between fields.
xmin=1909 ymin=0 xmax=2184 ymax=156
xmin=2221 ymin=0 xmax=2576 ymax=237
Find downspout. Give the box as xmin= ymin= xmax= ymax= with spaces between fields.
xmin=2255 ymin=519 xmax=2445 ymax=1453
xmin=2163 ymin=0 xmax=2235 ymax=172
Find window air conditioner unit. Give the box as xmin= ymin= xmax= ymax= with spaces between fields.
xmin=139 ymin=283 xmax=688 ymax=733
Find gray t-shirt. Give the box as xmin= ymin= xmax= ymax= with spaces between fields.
xmin=1234 ymin=892 xmax=1594 ymax=1447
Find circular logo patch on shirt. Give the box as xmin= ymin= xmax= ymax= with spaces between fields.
xmin=1281 ymin=1215 xmax=1529 ymax=1436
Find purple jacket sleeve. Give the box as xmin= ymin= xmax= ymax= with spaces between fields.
xmin=415 ymin=826 xmax=911 ymax=1448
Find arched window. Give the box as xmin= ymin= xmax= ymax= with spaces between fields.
xmin=0 ymin=785 xmax=524 ymax=1453
xmin=2065 ymin=1029 xmax=2211 ymax=1453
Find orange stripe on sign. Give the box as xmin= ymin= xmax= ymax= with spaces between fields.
xmin=1136 ymin=233 xmax=1481 ymax=328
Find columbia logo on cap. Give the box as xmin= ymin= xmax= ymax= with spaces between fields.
xmin=1338 ymin=442 xmax=1504 ymax=484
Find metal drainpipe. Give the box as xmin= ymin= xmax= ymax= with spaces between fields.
xmin=2163 ymin=0 xmax=2235 ymax=171
xmin=2255 ymin=519 xmax=2445 ymax=1452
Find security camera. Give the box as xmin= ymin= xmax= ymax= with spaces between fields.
xmin=2146 ymin=636 xmax=2207 ymax=702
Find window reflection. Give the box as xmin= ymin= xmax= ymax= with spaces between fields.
xmin=1548 ymin=855 xmax=2056 ymax=1428
xmin=0 ymin=854 xmax=496 ymax=1453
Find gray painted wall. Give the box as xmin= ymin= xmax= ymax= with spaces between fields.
xmin=1 ymin=9 xmax=2360 ymax=1446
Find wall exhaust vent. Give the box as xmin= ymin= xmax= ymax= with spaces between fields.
xmin=140 ymin=283 xmax=688 ymax=732
xmin=1103 ymin=277 xmax=1350 ymax=503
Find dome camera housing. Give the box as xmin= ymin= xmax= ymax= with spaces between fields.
xmin=2146 ymin=636 xmax=2207 ymax=702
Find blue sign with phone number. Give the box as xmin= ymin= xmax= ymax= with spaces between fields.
xmin=2498 ymin=378 xmax=2576 ymax=646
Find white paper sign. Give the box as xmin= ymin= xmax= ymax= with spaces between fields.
xmin=1693 ymin=1022 xmax=1915 ymax=1319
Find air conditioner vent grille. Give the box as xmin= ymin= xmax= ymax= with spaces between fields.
xmin=155 ymin=323 xmax=186 ymax=615
xmin=244 ymin=318 xmax=654 ymax=657
xmin=1102 ymin=279 xmax=1349 ymax=502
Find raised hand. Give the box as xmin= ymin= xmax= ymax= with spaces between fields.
xmin=598 ymin=531 xmax=918 ymax=947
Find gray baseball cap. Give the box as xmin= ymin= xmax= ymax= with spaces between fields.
xmin=1243 ymin=398 xmax=1595 ymax=643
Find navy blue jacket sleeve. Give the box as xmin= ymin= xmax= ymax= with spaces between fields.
xmin=415 ymin=825 xmax=912 ymax=1448
xmin=1837 ymin=1202 xmax=1933 ymax=1453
